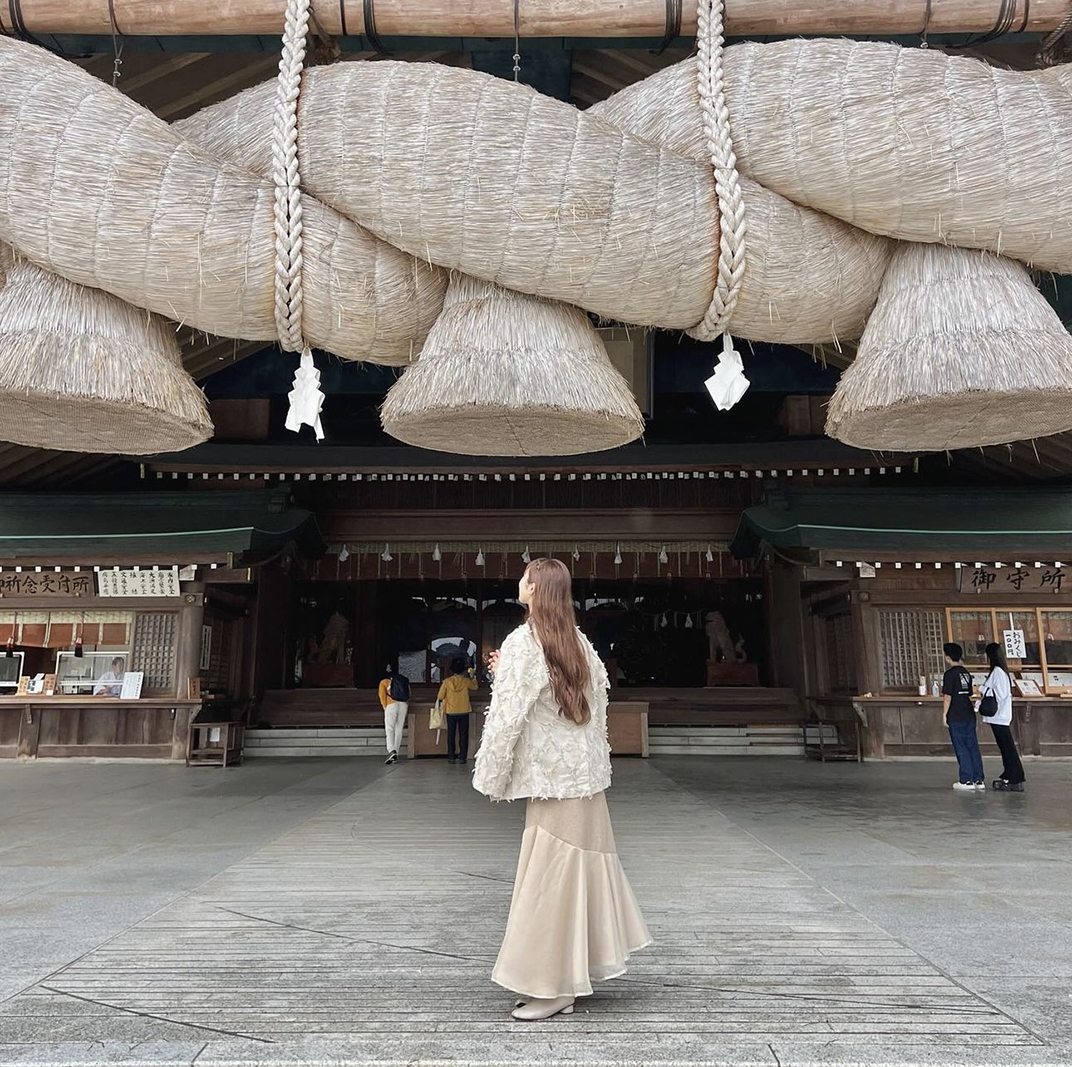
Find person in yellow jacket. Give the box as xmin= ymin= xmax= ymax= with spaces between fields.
xmin=438 ymin=656 xmax=478 ymax=764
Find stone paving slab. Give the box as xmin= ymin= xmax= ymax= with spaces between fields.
xmin=0 ymin=758 xmax=1070 ymax=1066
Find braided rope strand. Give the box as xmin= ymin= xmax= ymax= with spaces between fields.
xmin=693 ymin=0 xmax=747 ymax=342
xmin=272 ymin=0 xmax=311 ymax=352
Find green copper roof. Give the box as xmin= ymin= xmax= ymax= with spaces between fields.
xmin=0 ymin=490 xmax=324 ymax=561
xmin=731 ymin=488 xmax=1072 ymax=558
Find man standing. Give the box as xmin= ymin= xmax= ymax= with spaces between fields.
xmin=378 ymin=665 xmax=410 ymax=765
xmin=942 ymin=642 xmax=984 ymax=791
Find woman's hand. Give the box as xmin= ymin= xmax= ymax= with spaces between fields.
xmin=486 ymin=649 xmax=500 ymax=673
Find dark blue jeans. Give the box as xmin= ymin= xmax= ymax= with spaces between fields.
xmin=948 ymin=718 xmax=984 ymax=783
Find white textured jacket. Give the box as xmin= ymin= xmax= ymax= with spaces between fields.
xmin=472 ymin=623 xmax=612 ymax=802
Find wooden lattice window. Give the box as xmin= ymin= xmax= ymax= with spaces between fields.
xmin=131 ymin=612 xmax=177 ymax=693
xmin=878 ymin=610 xmax=945 ymax=691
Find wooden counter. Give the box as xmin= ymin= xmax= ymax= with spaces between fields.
xmin=406 ymin=700 xmax=650 ymax=759
xmin=0 ymin=697 xmax=203 ymax=760
xmin=847 ymin=695 xmax=1072 ymax=759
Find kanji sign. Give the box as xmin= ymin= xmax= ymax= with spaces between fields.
xmin=0 ymin=572 xmax=94 ymax=597
xmin=960 ymin=566 xmax=1066 ymax=595
xmin=96 ymin=568 xmax=181 ymax=598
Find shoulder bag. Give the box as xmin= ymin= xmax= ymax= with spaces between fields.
xmin=978 ymin=670 xmax=998 ymax=718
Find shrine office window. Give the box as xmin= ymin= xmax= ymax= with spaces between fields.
xmin=946 ymin=607 xmax=1072 ymax=695
xmin=877 ymin=610 xmax=945 ymax=692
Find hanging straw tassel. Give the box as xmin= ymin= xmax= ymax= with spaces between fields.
xmin=826 ymin=243 xmax=1072 ymax=451
xmin=381 ymin=276 xmax=644 ymax=456
xmin=0 ymin=251 xmax=212 ymax=453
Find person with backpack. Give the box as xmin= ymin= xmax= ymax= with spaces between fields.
xmin=438 ymin=656 xmax=479 ymax=764
xmin=978 ymin=642 xmax=1026 ymax=791
xmin=378 ymin=664 xmax=410 ymax=765
xmin=941 ymin=642 xmax=985 ymax=791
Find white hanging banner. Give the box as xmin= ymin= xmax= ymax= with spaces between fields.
xmin=1003 ymin=629 xmax=1027 ymax=660
xmin=97 ymin=568 xmax=181 ymax=598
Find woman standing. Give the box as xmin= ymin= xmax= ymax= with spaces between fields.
xmin=473 ymin=558 xmax=651 ymax=1021
xmin=979 ymin=642 xmax=1026 ymax=792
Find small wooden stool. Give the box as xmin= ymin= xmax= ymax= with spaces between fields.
xmin=186 ymin=716 xmax=245 ymax=767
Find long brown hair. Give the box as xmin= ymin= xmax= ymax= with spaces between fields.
xmin=524 ymin=558 xmax=591 ymax=725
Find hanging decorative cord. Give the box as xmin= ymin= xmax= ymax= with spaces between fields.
xmin=275 ymin=0 xmax=326 ymax=440
xmin=107 ymin=0 xmax=124 ymax=86
xmin=652 ymin=0 xmax=682 ymax=55
xmin=362 ymin=0 xmax=390 ymax=57
xmin=693 ymin=0 xmax=749 ymax=411
xmin=512 ymin=0 xmax=522 ymax=81
xmin=919 ymin=0 xmax=933 ymax=48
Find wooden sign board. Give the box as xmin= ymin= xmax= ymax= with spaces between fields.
xmin=0 ymin=572 xmax=94 ymax=597
xmin=957 ymin=565 xmax=1066 ymax=596
xmin=97 ymin=568 xmax=181 ymax=598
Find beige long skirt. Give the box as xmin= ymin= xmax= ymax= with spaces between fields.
xmin=491 ymin=792 xmax=652 ymax=999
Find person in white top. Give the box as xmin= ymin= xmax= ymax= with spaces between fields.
xmin=978 ymin=642 xmax=1025 ymax=791
xmin=473 ymin=558 xmax=651 ymax=1021
xmin=92 ymin=657 xmax=126 ymax=696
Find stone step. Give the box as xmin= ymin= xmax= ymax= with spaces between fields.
xmin=246 ymin=727 xmax=386 ymax=740
xmin=245 ymin=725 xmax=838 ymax=757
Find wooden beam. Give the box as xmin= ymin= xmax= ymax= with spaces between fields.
xmin=5 ymin=1 xmax=1070 ymax=38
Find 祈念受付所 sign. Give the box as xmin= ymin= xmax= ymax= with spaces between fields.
xmin=0 ymin=572 xmax=94 ymax=597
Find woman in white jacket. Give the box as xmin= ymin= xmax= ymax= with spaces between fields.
xmin=979 ymin=642 xmax=1025 ymax=791
xmin=472 ymin=558 xmax=651 ymax=1021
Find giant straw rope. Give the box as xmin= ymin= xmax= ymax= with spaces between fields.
xmin=1 ymin=0 xmax=1072 ymax=455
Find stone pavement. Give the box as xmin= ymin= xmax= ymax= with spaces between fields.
xmin=0 ymin=755 xmax=1070 ymax=1067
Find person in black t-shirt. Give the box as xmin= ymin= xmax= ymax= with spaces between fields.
xmin=942 ymin=642 xmax=984 ymax=791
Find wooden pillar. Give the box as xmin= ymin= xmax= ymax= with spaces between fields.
xmin=16 ymin=704 xmax=41 ymax=759
xmin=249 ymin=565 xmax=292 ymax=696
xmin=172 ymin=585 xmax=206 ymax=758
xmin=353 ymin=580 xmax=380 ymax=688
xmin=175 ymin=584 xmax=206 ymax=696
xmin=851 ymin=590 xmax=886 ymax=757
xmin=765 ymin=558 xmax=808 ymax=695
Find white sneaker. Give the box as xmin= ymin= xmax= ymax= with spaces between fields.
xmin=952 ymin=781 xmax=975 ymax=791
xmin=974 ymin=781 xmax=987 ymax=791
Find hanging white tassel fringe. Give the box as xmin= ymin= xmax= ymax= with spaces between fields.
xmin=705 ymin=333 xmax=750 ymax=411
xmin=285 ymin=347 xmax=325 ymax=439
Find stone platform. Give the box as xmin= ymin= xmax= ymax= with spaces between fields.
xmin=0 ymin=756 xmax=1069 ymax=1066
